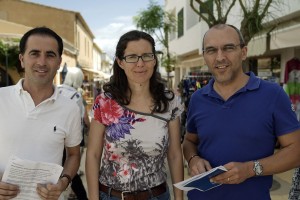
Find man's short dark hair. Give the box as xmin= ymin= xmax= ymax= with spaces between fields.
xmin=19 ymin=27 xmax=63 ymax=56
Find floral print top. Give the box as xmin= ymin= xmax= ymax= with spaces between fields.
xmin=92 ymin=93 xmax=183 ymax=191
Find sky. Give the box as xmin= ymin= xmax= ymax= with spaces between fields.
xmin=26 ymin=0 xmax=164 ymax=58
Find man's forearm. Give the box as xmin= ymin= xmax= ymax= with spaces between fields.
xmin=63 ymin=146 xmax=81 ymax=179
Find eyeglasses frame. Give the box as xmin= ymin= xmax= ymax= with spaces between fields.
xmin=202 ymin=43 xmax=245 ymax=55
xmin=122 ymin=53 xmax=155 ymax=63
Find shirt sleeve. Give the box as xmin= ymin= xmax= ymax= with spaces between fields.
xmin=169 ymin=97 xmax=184 ymax=121
xmin=91 ymin=93 xmax=124 ymax=126
xmin=65 ymin=104 xmax=82 ymax=147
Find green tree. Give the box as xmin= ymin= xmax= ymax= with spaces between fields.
xmin=0 ymin=40 xmax=22 ymax=74
xmin=189 ymin=0 xmax=277 ymax=45
xmin=190 ymin=0 xmax=237 ymax=27
xmin=133 ymin=0 xmax=176 ymax=88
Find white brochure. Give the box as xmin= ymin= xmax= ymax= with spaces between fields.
xmin=1 ymin=155 xmax=63 ymax=200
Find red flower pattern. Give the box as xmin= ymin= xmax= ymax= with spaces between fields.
xmin=94 ymin=95 xmax=123 ymax=126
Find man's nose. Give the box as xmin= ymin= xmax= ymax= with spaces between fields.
xmin=216 ymin=48 xmax=226 ymax=60
xmin=37 ymin=55 xmax=47 ymax=65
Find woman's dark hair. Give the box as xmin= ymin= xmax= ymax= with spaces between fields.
xmin=19 ymin=26 xmax=63 ymax=56
xmin=103 ymin=30 xmax=174 ymax=113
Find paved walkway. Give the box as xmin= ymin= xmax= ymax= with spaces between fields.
xmin=67 ymin=148 xmax=295 ymax=200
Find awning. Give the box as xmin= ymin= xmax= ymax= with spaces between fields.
xmin=180 ymin=57 xmax=204 ymax=68
xmin=247 ymin=30 xmax=269 ymax=57
xmin=270 ymin=23 xmax=300 ymax=50
xmin=81 ymin=67 xmax=99 ymax=74
xmin=97 ymin=71 xmax=111 ymax=80
xmin=81 ymin=67 xmax=110 ymax=80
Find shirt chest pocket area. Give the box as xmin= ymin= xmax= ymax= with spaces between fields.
xmin=35 ymin=122 xmax=67 ymax=146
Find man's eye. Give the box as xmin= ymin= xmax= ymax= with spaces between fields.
xmin=47 ymin=54 xmax=55 ymax=57
xmin=205 ymin=48 xmax=217 ymax=54
xmin=29 ymin=52 xmax=38 ymax=56
xmin=223 ymin=45 xmax=235 ymax=51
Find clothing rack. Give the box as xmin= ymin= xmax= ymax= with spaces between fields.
xmin=178 ymin=73 xmax=212 ymax=101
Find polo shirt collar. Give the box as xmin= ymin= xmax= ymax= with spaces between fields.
xmin=202 ymin=71 xmax=261 ymax=95
xmin=14 ymin=78 xmax=59 ymax=101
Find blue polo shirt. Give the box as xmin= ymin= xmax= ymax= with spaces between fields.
xmin=186 ymin=72 xmax=300 ymax=200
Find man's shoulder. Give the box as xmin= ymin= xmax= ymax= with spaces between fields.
xmin=57 ymin=85 xmax=82 ymax=101
xmin=0 ymin=85 xmax=16 ymax=97
xmin=258 ymin=79 xmax=282 ymax=93
xmin=55 ymin=93 xmax=81 ymax=113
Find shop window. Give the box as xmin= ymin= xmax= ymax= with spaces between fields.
xmin=257 ymin=55 xmax=281 ymax=83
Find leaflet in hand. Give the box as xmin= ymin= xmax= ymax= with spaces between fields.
xmin=174 ymin=166 xmax=227 ymax=192
xmin=1 ymin=155 xmax=63 ymax=200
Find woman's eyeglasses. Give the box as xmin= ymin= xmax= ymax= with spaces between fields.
xmin=122 ymin=53 xmax=155 ymax=63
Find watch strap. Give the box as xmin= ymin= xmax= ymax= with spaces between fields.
xmin=253 ymin=160 xmax=263 ymax=176
xmin=60 ymin=174 xmax=72 ymax=189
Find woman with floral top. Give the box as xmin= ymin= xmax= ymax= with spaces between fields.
xmin=85 ymin=30 xmax=184 ymax=200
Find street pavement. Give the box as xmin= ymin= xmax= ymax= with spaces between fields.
xmin=66 ymin=148 xmax=294 ymax=200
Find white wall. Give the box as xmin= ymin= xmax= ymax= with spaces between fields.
xmin=166 ymin=0 xmax=208 ymax=55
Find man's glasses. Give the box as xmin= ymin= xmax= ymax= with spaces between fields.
xmin=203 ymin=44 xmax=244 ymax=55
xmin=122 ymin=53 xmax=155 ymax=63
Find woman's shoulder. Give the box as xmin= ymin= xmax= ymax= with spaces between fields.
xmin=95 ymin=92 xmax=112 ymax=101
xmin=164 ymin=94 xmax=184 ymax=120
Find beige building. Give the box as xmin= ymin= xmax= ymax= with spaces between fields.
xmin=0 ymin=0 xmax=110 ymax=88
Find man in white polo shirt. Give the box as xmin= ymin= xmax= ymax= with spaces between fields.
xmin=0 ymin=27 xmax=82 ymax=200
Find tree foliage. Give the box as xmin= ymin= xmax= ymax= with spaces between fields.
xmin=190 ymin=0 xmax=275 ymax=45
xmin=239 ymin=0 xmax=274 ymax=45
xmin=133 ymin=0 xmax=177 ymax=88
xmin=0 ymin=40 xmax=22 ymax=74
xmin=190 ymin=0 xmax=237 ymax=27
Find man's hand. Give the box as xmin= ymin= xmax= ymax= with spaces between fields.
xmin=210 ymin=161 xmax=254 ymax=184
xmin=36 ymin=179 xmax=67 ymax=200
xmin=0 ymin=181 xmax=19 ymax=199
xmin=189 ymin=156 xmax=212 ymax=176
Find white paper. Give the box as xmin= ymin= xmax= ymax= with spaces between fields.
xmin=1 ymin=155 xmax=63 ymax=200
xmin=174 ymin=166 xmax=227 ymax=192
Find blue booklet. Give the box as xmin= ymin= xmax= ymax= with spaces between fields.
xmin=174 ymin=166 xmax=227 ymax=192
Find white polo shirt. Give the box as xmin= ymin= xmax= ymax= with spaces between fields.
xmin=0 ymin=79 xmax=82 ymax=174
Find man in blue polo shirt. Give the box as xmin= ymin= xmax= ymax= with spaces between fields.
xmin=183 ymin=24 xmax=300 ymax=200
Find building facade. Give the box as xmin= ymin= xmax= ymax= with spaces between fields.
xmin=165 ymin=0 xmax=300 ymax=89
xmin=0 ymin=0 xmax=111 ymax=88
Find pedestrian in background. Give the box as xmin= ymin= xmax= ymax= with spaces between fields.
xmin=85 ymin=30 xmax=184 ymax=200
xmin=93 ymin=81 xmax=102 ymax=100
xmin=0 ymin=27 xmax=82 ymax=199
xmin=58 ymin=67 xmax=89 ymax=200
xmin=183 ymin=24 xmax=300 ymax=200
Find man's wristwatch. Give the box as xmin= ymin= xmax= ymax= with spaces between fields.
xmin=253 ymin=160 xmax=263 ymax=176
xmin=60 ymin=174 xmax=72 ymax=190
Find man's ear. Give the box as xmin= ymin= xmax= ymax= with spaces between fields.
xmin=241 ymin=46 xmax=248 ymax=61
xmin=57 ymin=57 xmax=62 ymax=71
xmin=19 ymin=54 xmax=25 ymax=69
